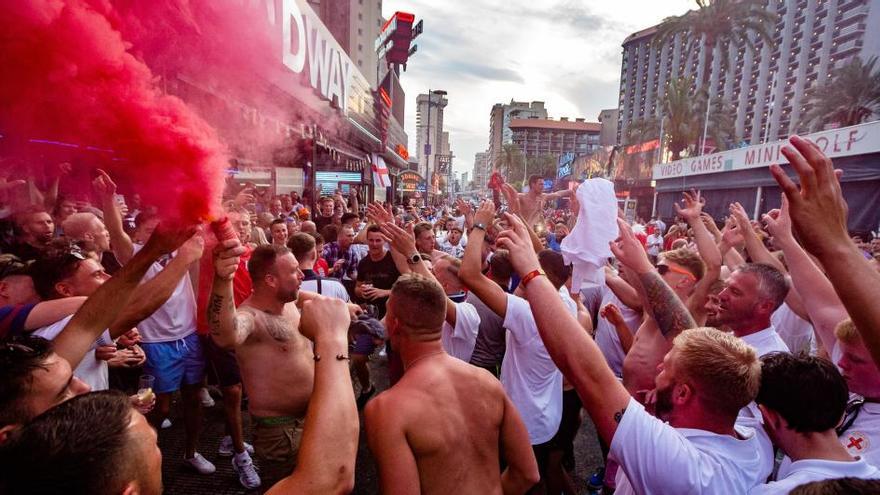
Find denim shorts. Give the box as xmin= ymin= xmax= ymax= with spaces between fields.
xmin=141 ymin=332 xmax=206 ymax=394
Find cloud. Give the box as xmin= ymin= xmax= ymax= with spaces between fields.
xmin=382 ymin=0 xmax=695 ymax=175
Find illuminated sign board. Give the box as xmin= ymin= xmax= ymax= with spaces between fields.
xmin=398 ymin=170 xmax=425 ymax=192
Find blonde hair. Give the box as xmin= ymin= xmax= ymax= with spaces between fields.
xmin=835 ymin=319 xmax=861 ymax=345
xmin=672 ymin=328 xmax=761 ymax=416
xmin=660 ymin=247 xmax=706 ymax=280
xmin=389 ymin=274 xmax=447 ymax=341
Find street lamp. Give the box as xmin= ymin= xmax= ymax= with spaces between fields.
xmin=424 ymin=89 xmax=447 ymax=206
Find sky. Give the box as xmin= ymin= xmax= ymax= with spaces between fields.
xmin=381 ymin=0 xmax=697 ymax=177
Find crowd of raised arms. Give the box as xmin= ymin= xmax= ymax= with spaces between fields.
xmin=2 ymin=135 xmax=880 ymax=495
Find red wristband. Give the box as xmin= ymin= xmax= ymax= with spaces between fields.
xmin=520 ymin=269 xmax=546 ymax=287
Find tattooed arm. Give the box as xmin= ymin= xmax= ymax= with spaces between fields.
xmin=208 ymin=239 xmax=254 ymax=349
xmin=635 ymin=270 xmax=697 ymax=340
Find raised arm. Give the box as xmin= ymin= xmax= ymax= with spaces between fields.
xmin=604 ymin=267 xmax=643 ymax=312
xmin=22 ymin=297 xmax=86 ymax=330
xmin=675 ymin=191 xmax=722 ymax=320
xmin=602 ymin=303 xmax=634 ymax=354
xmin=93 ymin=169 xmax=135 ymax=264
xmin=729 ymin=201 xmax=786 ymax=274
xmin=718 ymin=219 xmax=747 ymax=270
xmin=764 ymin=194 xmax=848 ymax=353
xmin=267 ymin=297 xmax=357 ymax=495
xmin=109 ymin=233 xmax=204 ymax=338
xmin=612 ymin=219 xmax=696 ymax=339
xmin=771 ymin=135 xmax=880 ymax=366
xmin=53 ymin=223 xmax=193 ymax=369
xmin=496 ymin=212 xmax=631 ymax=446
xmin=458 ymin=201 xmax=509 ymax=318
xmin=207 ymin=237 xmax=254 ymax=349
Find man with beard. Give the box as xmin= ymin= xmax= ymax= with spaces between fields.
xmin=714 ymin=263 xmax=790 ymax=357
xmin=208 ymin=243 xmax=311 ymax=485
xmin=497 ymin=213 xmax=772 ymax=493
xmin=9 ymin=207 xmax=54 ymax=261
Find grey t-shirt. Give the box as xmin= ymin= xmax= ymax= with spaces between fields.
xmin=467 ymin=291 xmax=506 ymax=369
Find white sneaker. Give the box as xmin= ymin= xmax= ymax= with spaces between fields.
xmin=185 ymin=452 xmax=216 ymax=474
xmin=232 ymin=451 xmax=262 ymax=489
xmin=218 ymin=436 xmax=255 ymax=457
xmin=160 ymin=418 xmax=172 ymax=429
xmin=198 ymin=387 xmax=215 ymax=408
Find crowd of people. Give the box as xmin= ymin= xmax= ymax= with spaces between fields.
xmin=2 ymin=135 xmax=880 ymax=494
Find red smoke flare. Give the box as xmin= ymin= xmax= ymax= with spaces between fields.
xmin=0 ymin=0 xmax=227 ymax=222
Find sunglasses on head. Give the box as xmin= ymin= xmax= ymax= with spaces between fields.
xmin=657 ymin=263 xmax=697 ymax=281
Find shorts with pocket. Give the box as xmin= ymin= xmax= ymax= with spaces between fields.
xmin=141 ymin=333 xmax=205 ymax=394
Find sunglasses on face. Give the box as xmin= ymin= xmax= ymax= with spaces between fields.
xmin=657 ymin=263 xmax=697 ymax=282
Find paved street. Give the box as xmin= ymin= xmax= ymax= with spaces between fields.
xmin=158 ymin=356 xmax=605 ymax=494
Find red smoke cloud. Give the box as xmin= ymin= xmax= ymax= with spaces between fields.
xmin=0 ymin=0 xmax=228 ymax=222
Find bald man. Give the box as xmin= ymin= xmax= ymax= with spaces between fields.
xmin=365 ymin=274 xmax=539 ymax=494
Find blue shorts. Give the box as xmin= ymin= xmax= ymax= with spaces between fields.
xmin=141 ymin=333 xmax=206 ymax=394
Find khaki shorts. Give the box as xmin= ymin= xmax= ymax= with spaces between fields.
xmin=252 ymin=416 xmax=304 ymax=464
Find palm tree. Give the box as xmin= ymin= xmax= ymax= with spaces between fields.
xmin=498 ymin=143 xmax=525 ymax=183
xmin=801 ymin=56 xmax=880 ymax=130
xmin=653 ymin=0 xmax=777 ymax=93
xmin=653 ymin=0 xmax=777 ymax=153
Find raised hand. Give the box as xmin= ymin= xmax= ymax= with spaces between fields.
xmin=92 ymin=169 xmax=117 ymax=200
xmin=728 ymin=202 xmax=752 ymax=230
xmin=233 ymin=187 xmax=255 ymax=208
xmin=178 ymin=230 xmax=206 ymax=264
xmin=673 ymin=190 xmax=705 ymax=222
xmin=300 ymin=295 xmax=351 ymax=342
xmin=474 ymin=200 xmax=496 ymax=227
xmin=145 ymin=221 xmax=199 ymax=256
xmin=500 ymin=183 xmax=520 ymax=214
xmin=379 ymin=221 xmax=417 ymax=256
xmin=367 ymin=202 xmax=394 ymax=224
xmin=720 ymin=218 xmax=745 ymax=248
xmin=600 ymin=303 xmax=626 ymax=327
xmin=762 ymin=195 xmax=794 ymax=242
xmin=769 ymin=135 xmax=849 ymax=256
xmin=213 ymin=237 xmax=246 ymax=280
xmin=495 ymin=212 xmax=541 ymax=277
xmin=609 ymin=218 xmax=653 ymax=274
xmin=55 ymin=162 xmax=73 ymax=176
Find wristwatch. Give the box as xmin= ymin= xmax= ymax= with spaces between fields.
xmin=473 ymin=222 xmax=487 ymax=231
xmin=407 ymin=253 xmax=421 ymax=265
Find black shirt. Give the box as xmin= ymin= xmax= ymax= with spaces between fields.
xmin=356 ymin=251 xmax=400 ymax=319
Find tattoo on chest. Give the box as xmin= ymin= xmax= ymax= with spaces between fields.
xmin=263 ymin=314 xmax=294 ymax=342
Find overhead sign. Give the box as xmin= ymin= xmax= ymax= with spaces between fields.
xmin=280 ymin=0 xmax=366 ymax=114
xmin=653 ymin=120 xmax=880 ymax=180
xmin=398 ymin=171 xmax=426 ymax=192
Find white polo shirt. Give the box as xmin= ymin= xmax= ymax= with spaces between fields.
xmin=34 ymin=315 xmax=113 ymax=391
xmin=740 ymin=326 xmax=790 ymax=357
xmin=441 ymin=301 xmax=480 ymax=363
xmin=771 ymin=303 xmax=816 ymax=356
xmin=841 ymin=402 xmax=880 ymax=467
xmin=751 ymin=457 xmax=880 ymax=494
xmin=612 ymin=398 xmax=772 ymax=494
xmin=500 ymin=287 xmax=576 ymax=445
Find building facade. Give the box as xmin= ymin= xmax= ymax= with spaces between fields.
xmin=488 ymin=100 xmax=548 ymax=169
xmin=472 ymin=150 xmax=490 ymax=190
xmin=415 ymin=92 xmax=450 ymax=200
xmin=618 ymin=0 xmax=880 ymax=147
xmin=509 ymin=118 xmax=602 ymax=159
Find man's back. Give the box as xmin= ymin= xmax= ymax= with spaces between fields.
xmin=366 ymin=355 xmax=509 ymax=495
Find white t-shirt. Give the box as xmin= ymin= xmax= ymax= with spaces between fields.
xmin=771 ymin=303 xmax=817 ymax=356
xmin=132 ymin=244 xmax=198 ymax=344
xmin=595 ymin=287 xmax=642 ymax=379
xmin=612 ymin=398 xmax=773 ymax=495
xmin=740 ymin=326 xmax=790 ymax=357
xmin=646 ymin=233 xmax=664 ymax=256
xmin=34 ymin=315 xmax=112 ymax=391
xmin=441 ymin=301 xmax=480 ymax=363
xmin=300 ymin=278 xmax=350 ymax=301
xmin=499 ymin=287 xmax=576 ymax=445
xmin=752 ymin=457 xmax=880 ymax=494
xmin=437 ymin=238 xmax=465 ymax=259
xmin=841 ymin=402 xmax=880 ymax=467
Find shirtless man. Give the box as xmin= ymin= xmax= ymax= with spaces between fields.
xmin=208 ymin=242 xmax=313 ymax=484
xmin=365 ymin=273 xmax=539 ymax=495
xmin=502 ymin=175 xmax=572 ymax=227
xmin=619 ymin=191 xmax=720 ymax=398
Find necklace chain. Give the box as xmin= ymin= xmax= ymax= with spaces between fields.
xmin=405 ymin=350 xmax=444 ymax=368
